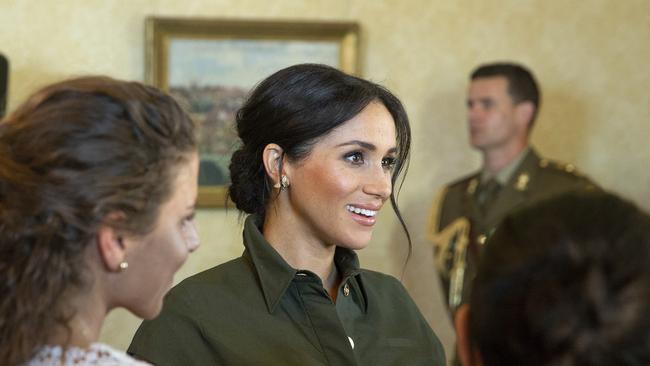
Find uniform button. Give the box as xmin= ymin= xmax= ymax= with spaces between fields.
xmin=343 ymin=283 xmax=350 ymax=297
xmin=348 ymin=336 xmax=355 ymax=349
xmin=478 ymin=234 xmax=487 ymax=245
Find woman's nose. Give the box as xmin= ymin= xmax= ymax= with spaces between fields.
xmin=363 ymin=166 xmax=392 ymax=200
xmin=183 ymin=221 xmax=200 ymax=252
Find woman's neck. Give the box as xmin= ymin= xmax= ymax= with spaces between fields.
xmin=47 ymin=284 xmax=107 ymax=349
xmin=263 ymin=209 xmax=342 ymax=300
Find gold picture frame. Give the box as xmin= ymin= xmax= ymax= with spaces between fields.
xmin=145 ymin=17 xmax=360 ymax=207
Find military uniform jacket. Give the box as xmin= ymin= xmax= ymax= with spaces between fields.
xmin=428 ymin=148 xmax=596 ymax=312
xmin=129 ymin=215 xmax=445 ymax=366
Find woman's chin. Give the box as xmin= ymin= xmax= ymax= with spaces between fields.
xmin=129 ymin=300 xmax=163 ymax=320
xmin=339 ymin=237 xmax=372 ymax=251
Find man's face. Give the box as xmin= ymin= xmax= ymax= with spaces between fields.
xmin=466 ymin=76 xmax=528 ymax=152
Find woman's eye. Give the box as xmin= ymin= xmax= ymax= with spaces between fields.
xmin=182 ymin=212 xmax=196 ymax=225
xmin=345 ymin=152 xmax=365 ymax=165
xmin=382 ymin=157 xmax=397 ymax=170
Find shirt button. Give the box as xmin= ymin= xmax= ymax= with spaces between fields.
xmin=343 ymin=283 xmax=350 ymax=297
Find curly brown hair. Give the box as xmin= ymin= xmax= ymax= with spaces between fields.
xmin=0 ymin=76 xmax=196 ymax=365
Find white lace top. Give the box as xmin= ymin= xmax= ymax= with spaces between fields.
xmin=26 ymin=343 xmax=150 ymax=366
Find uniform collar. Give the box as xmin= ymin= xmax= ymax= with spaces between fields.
xmin=481 ymin=146 xmax=531 ymax=185
xmin=242 ymin=215 xmax=365 ymax=314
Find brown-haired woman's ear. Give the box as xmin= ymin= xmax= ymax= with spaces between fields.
xmin=96 ymin=224 xmax=127 ymax=272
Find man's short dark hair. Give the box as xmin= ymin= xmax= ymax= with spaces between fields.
xmin=471 ymin=62 xmax=540 ymax=125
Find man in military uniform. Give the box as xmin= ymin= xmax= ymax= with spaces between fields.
xmin=428 ymin=62 xmax=596 ymax=321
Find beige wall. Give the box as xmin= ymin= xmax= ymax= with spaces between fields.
xmin=2 ymin=0 xmax=649 ymax=362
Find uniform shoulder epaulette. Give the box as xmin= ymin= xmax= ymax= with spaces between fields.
xmin=538 ymin=158 xmax=585 ymax=177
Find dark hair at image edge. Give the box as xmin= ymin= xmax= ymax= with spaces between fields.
xmin=0 ymin=76 xmax=196 ymax=365
xmin=469 ymin=190 xmax=650 ymax=365
xmin=228 ymin=63 xmax=412 ymax=264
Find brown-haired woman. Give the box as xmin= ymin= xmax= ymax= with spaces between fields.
xmin=0 ymin=76 xmax=200 ymax=365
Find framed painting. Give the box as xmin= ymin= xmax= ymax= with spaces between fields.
xmin=145 ymin=17 xmax=360 ymax=207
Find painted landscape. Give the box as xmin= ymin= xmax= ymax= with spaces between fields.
xmin=168 ymin=37 xmax=339 ymax=185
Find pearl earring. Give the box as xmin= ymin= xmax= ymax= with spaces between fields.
xmin=274 ymin=175 xmax=290 ymax=191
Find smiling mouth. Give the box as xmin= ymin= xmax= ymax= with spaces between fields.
xmin=346 ymin=204 xmax=378 ymax=217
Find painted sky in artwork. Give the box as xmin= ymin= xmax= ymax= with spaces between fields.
xmin=169 ymin=38 xmax=339 ymax=88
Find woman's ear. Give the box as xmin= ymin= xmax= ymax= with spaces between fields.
xmin=262 ymin=143 xmax=285 ymax=187
xmin=455 ymin=304 xmax=482 ymax=366
xmin=96 ymin=224 xmax=126 ymax=272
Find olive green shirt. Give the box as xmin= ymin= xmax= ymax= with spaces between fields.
xmin=129 ymin=215 xmax=445 ymax=366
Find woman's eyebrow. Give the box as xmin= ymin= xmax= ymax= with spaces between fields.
xmin=336 ymin=140 xmax=375 ymax=150
xmin=335 ymin=140 xmax=397 ymax=154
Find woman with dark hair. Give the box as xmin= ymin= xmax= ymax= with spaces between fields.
xmin=0 ymin=76 xmax=200 ymax=365
xmin=455 ymin=190 xmax=650 ymax=366
xmin=129 ymin=64 xmax=445 ymax=365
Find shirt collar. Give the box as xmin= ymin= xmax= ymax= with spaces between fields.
xmin=334 ymin=245 xmax=361 ymax=278
xmin=481 ymin=146 xmax=531 ymax=185
xmin=334 ymin=245 xmax=367 ymax=313
xmin=242 ymin=214 xmax=366 ymax=313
